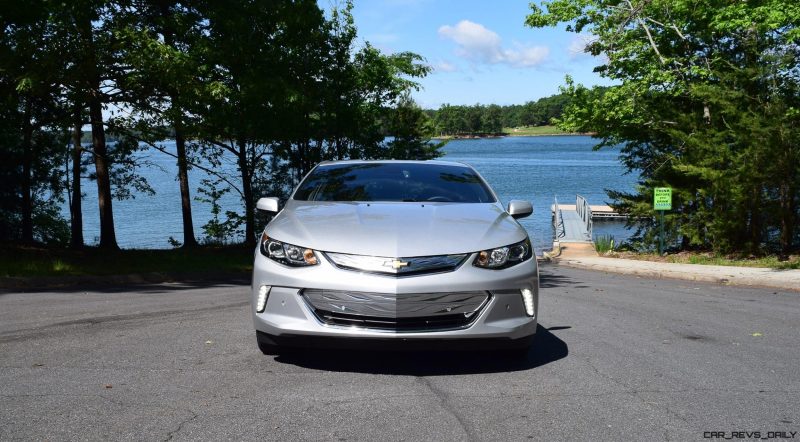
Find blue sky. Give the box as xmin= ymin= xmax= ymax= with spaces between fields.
xmin=337 ymin=0 xmax=612 ymax=109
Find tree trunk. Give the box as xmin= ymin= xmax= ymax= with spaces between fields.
xmin=76 ymin=10 xmax=116 ymax=250
xmin=156 ymin=1 xmax=197 ymax=248
xmin=747 ymin=187 xmax=762 ymax=254
xmin=70 ymin=105 xmax=84 ymax=249
xmin=89 ymin=88 xmax=118 ymax=250
xmin=238 ymin=140 xmax=255 ymax=246
xmin=21 ymin=99 xmax=33 ymax=244
xmin=175 ymin=128 xmax=197 ymax=247
xmin=779 ymin=182 xmax=796 ymax=255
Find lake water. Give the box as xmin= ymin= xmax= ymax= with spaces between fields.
xmin=67 ymin=136 xmax=639 ymax=254
xmin=441 ymin=136 xmax=638 ymax=253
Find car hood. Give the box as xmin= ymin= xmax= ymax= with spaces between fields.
xmin=265 ymin=200 xmax=528 ymax=257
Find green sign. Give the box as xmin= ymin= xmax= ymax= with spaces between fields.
xmin=654 ymin=187 xmax=672 ymax=210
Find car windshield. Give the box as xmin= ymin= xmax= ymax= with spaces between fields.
xmin=293 ymin=163 xmax=497 ymax=203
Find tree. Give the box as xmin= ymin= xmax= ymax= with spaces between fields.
xmin=0 ymin=1 xmax=71 ymax=246
xmin=191 ymin=0 xmax=330 ymax=245
xmin=67 ymin=101 xmax=85 ymax=249
xmin=527 ymin=0 xmax=800 ymax=254
xmin=1 ymin=0 xmax=163 ymax=249
xmin=384 ymin=93 xmax=444 ymax=160
xmin=482 ymin=104 xmax=503 ymax=134
xmin=63 ymin=0 xmax=120 ymax=249
xmin=428 ymin=93 xmax=573 ymax=137
xmin=194 ymin=0 xmax=432 ymax=244
xmin=2 ymin=0 xmax=436 ymax=250
xmin=115 ymin=0 xmax=207 ymax=248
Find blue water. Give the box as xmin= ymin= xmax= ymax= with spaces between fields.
xmin=66 ymin=136 xmax=639 ymax=253
xmin=441 ymin=136 xmax=638 ymax=253
xmin=65 ymin=141 xmax=243 ymax=249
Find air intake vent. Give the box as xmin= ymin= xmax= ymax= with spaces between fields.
xmin=302 ymin=289 xmax=489 ymax=332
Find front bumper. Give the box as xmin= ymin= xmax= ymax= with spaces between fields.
xmin=251 ymin=250 xmax=539 ymax=346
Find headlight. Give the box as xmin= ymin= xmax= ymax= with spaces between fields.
xmin=259 ymin=233 xmax=318 ymax=267
xmin=473 ymin=238 xmax=532 ymax=269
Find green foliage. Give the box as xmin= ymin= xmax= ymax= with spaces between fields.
xmin=195 ymin=179 xmax=244 ymax=246
xmin=31 ymin=204 xmax=70 ymax=246
xmin=430 ymin=92 xmax=574 ymax=136
xmin=1 ymin=0 xmax=438 ymax=250
xmin=527 ymin=0 xmax=800 ymax=254
xmin=594 ymin=234 xmax=615 ymax=254
xmin=184 ymin=0 xmax=435 ymax=243
xmin=610 ymin=251 xmax=800 ymax=270
xmin=0 ymin=1 xmax=72 ymax=246
xmin=384 ymin=93 xmax=445 ymax=160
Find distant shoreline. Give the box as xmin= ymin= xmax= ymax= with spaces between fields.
xmin=432 ymin=125 xmax=590 ymax=140
xmin=433 ymin=132 xmax=587 ymax=140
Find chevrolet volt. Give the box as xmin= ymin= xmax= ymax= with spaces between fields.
xmin=251 ymin=160 xmax=539 ymax=354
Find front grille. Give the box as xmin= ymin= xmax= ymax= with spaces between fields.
xmin=302 ymin=289 xmax=490 ymax=332
xmin=323 ymin=252 xmax=468 ymax=276
xmin=314 ymin=310 xmax=476 ymax=331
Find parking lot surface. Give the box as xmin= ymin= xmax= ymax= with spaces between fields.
xmin=1 ymin=264 xmax=798 ymax=441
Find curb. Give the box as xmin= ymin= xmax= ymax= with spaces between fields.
xmin=555 ymin=258 xmax=800 ymax=292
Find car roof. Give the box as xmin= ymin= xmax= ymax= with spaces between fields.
xmin=317 ymin=159 xmax=471 ymax=168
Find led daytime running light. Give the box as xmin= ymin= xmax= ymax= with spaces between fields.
xmin=521 ymin=288 xmax=535 ymax=317
xmin=256 ymin=285 xmax=271 ymax=313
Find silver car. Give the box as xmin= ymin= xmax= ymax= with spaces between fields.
xmin=251 ymin=160 xmax=539 ymax=354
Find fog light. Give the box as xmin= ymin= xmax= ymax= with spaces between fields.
xmin=521 ymin=288 xmax=535 ymax=317
xmin=256 ymin=285 xmax=271 ymax=313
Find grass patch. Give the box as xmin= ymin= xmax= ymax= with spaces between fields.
xmin=51 ymin=259 xmax=73 ymax=273
xmin=594 ymin=234 xmax=615 ymax=254
xmin=503 ymin=125 xmax=573 ymax=136
xmin=677 ymin=254 xmax=800 ymax=270
xmin=608 ymin=251 xmax=800 ymax=270
xmin=0 ymin=245 xmax=253 ymax=278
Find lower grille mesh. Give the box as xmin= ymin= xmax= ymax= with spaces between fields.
xmin=314 ymin=310 xmax=477 ymax=331
xmin=302 ymin=289 xmax=490 ymax=331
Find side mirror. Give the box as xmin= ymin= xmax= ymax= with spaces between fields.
xmin=256 ymin=197 xmax=280 ymax=213
xmin=507 ymin=200 xmax=533 ymax=219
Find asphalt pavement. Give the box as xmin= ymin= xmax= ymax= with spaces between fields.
xmin=1 ymin=264 xmax=798 ymax=441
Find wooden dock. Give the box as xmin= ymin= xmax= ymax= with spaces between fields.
xmin=550 ymin=204 xmax=626 ymax=220
xmin=551 ymin=196 xmax=627 ymax=245
xmin=558 ymin=209 xmax=592 ymax=242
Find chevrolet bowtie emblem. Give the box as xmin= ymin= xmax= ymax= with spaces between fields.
xmin=385 ymin=259 xmax=410 ymax=269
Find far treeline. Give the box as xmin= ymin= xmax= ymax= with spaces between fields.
xmin=0 ymin=0 xmax=441 ymax=250
xmin=424 ymin=93 xmax=573 ymax=137
xmin=529 ymin=0 xmax=800 ymax=256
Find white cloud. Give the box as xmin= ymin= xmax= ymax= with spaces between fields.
xmin=504 ymin=43 xmax=549 ymax=67
xmin=437 ymin=20 xmax=549 ymax=68
xmin=438 ymin=20 xmax=504 ymax=63
xmin=434 ymin=60 xmax=458 ymax=73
